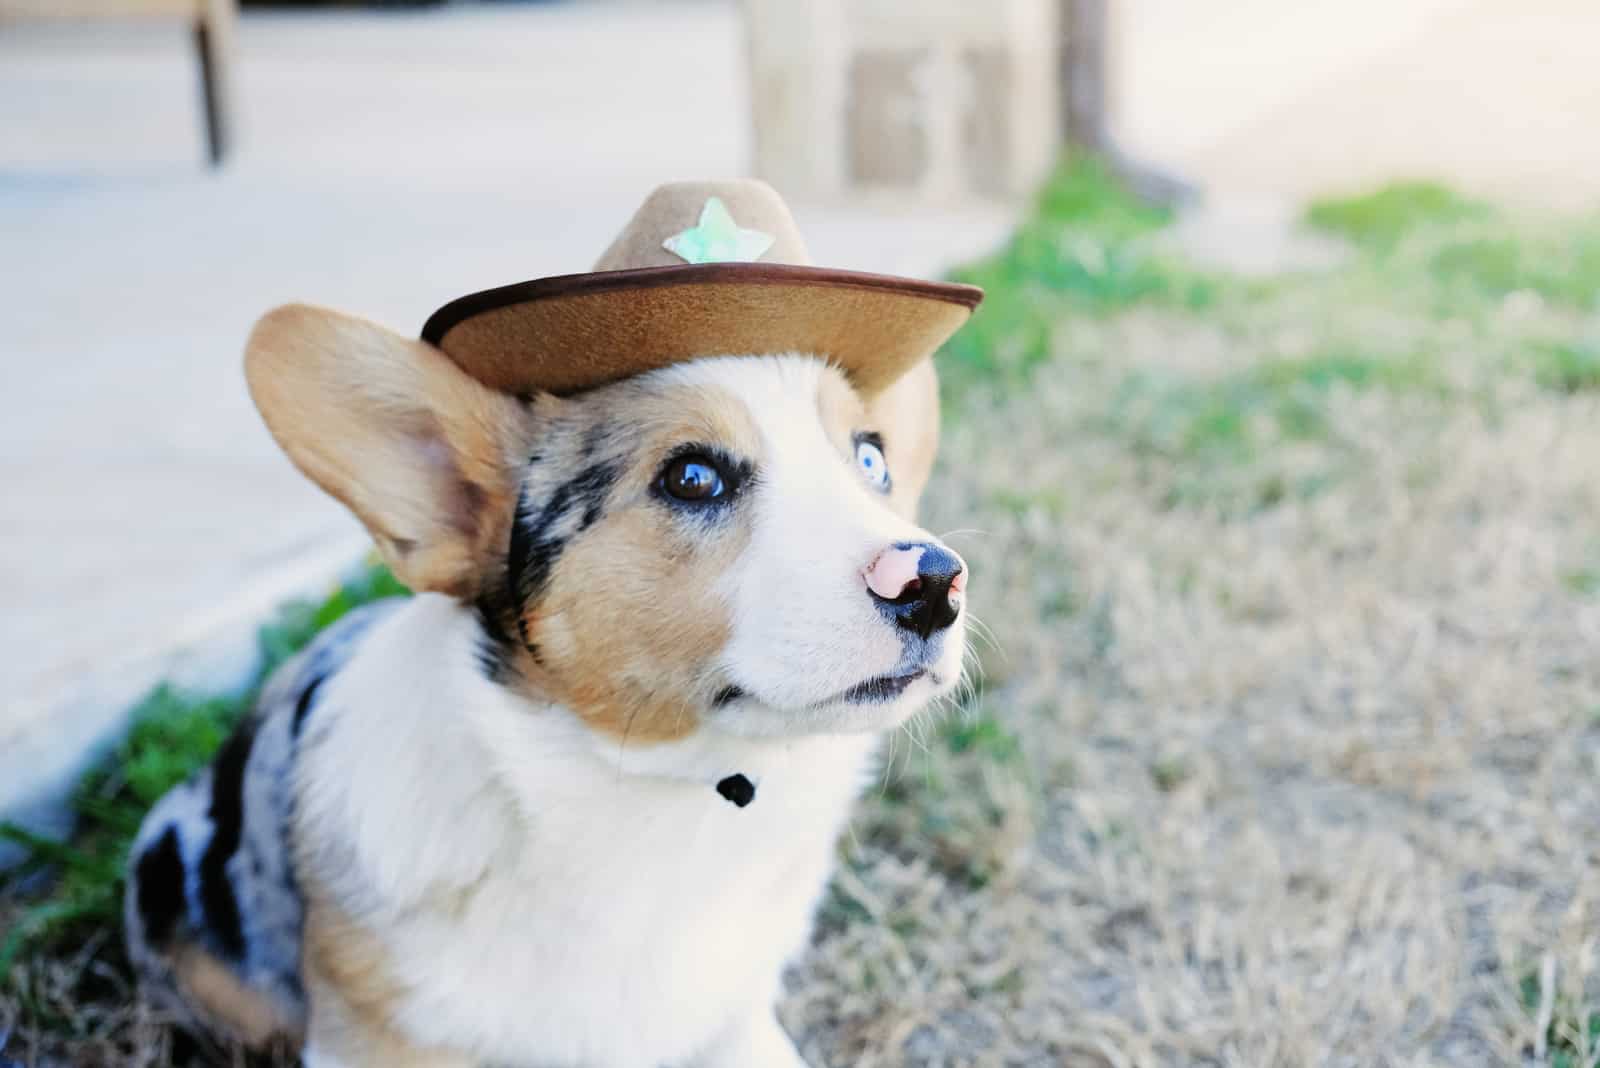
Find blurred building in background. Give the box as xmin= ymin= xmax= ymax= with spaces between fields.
xmin=744 ymin=0 xmax=1059 ymax=202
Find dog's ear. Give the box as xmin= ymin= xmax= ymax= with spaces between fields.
xmin=245 ymin=304 xmax=530 ymax=598
xmin=867 ymin=357 xmax=941 ymax=519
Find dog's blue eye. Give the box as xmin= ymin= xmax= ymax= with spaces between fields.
xmin=855 ymin=439 xmax=890 ymax=492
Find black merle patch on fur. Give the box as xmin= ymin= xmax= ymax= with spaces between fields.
xmin=134 ymin=826 xmax=186 ymax=948
xmin=290 ymin=672 xmax=326 ymax=739
xmin=507 ymin=461 xmax=621 ymax=616
xmin=716 ymin=774 xmax=756 ymax=808
xmin=473 ymin=596 xmax=525 ymax=683
xmin=198 ymin=715 xmax=257 ymax=959
xmin=487 ymin=452 xmax=622 ymax=685
xmin=506 ymin=482 xmax=538 ymax=648
xmin=580 ymin=422 xmax=609 ymax=462
xmin=168 ymin=1030 xmax=202 ymax=1064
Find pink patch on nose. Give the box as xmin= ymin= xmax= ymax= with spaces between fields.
xmin=950 ymin=566 xmax=967 ymax=595
xmin=864 ymin=546 xmax=924 ymax=600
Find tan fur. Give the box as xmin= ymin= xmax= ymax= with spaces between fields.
xmin=301 ymin=899 xmax=403 ymax=1039
xmin=244 ymin=304 xmax=532 ymax=598
xmin=816 ymin=364 xmax=869 ymax=457
xmin=172 ymin=944 xmax=299 ymax=1048
xmin=517 ymin=383 xmax=763 ymax=743
xmin=534 ymin=507 xmax=748 ymax=743
xmin=864 ymin=357 xmax=941 ymax=519
xmin=299 ymin=880 xmax=472 ymax=1068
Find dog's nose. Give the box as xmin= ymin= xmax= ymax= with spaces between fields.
xmin=864 ymin=542 xmax=966 ymax=639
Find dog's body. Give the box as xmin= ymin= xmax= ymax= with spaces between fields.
xmin=125 ymin=307 xmax=968 ymax=1068
xmin=130 ymin=595 xmax=874 ymax=1067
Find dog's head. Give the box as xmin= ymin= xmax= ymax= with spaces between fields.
xmin=246 ymin=305 xmax=968 ymax=743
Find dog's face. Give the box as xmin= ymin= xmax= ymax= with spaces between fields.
xmin=500 ymin=355 xmax=967 ymax=741
xmin=246 ymin=306 xmax=967 ymax=745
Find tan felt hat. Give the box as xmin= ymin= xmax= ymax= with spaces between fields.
xmin=421 ymin=179 xmax=983 ymax=397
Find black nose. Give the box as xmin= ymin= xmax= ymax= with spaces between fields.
xmin=870 ymin=542 xmax=965 ymax=640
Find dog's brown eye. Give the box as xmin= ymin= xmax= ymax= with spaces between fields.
xmin=662 ymin=455 xmax=726 ymax=502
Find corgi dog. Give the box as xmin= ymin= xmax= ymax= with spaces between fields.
xmin=124 ymin=296 xmax=971 ymax=1067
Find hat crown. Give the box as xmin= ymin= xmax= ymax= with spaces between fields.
xmin=593 ymin=179 xmax=812 ymax=272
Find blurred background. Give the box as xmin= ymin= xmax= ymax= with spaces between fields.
xmin=3 ymin=1 xmax=1598 ymax=1065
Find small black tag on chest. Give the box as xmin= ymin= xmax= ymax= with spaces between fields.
xmin=715 ymin=773 xmax=756 ymax=808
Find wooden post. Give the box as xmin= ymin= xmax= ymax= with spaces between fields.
xmin=194 ymin=0 xmax=235 ymax=166
xmin=1061 ymin=0 xmax=1111 ymax=153
xmin=0 ymin=0 xmax=235 ymax=167
xmin=744 ymin=0 xmax=1060 ymax=203
xmin=1058 ymin=0 xmax=1194 ymax=206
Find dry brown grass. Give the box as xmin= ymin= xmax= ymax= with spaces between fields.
xmin=0 ymin=921 xmax=296 ymax=1068
xmin=781 ymin=192 xmax=1600 ymax=1066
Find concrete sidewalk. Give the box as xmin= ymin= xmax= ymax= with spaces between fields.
xmin=0 ymin=3 xmax=1015 ymax=841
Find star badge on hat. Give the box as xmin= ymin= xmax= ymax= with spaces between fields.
xmin=663 ymin=197 xmax=775 ymax=265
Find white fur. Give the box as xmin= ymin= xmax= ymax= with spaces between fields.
xmin=292 ymin=357 xmax=966 ymax=1067
xmin=299 ymin=599 xmax=867 ymax=1067
xmin=685 ymin=358 xmax=966 ymax=737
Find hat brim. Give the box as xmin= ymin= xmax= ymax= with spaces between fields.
xmin=421 ymin=263 xmax=983 ymax=397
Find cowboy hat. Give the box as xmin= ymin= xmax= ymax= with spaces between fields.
xmin=420 ymin=179 xmax=983 ymax=397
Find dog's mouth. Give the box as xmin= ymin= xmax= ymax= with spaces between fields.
xmin=712 ymin=669 xmax=935 ymax=711
xmin=831 ymin=669 xmax=928 ymax=704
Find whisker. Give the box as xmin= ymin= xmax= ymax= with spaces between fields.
xmin=965 ymin=613 xmax=1004 ymax=656
xmin=903 ymin=713 xmax=927 ymax=755
xmin=614 ymin=703 xmax=642 ymax=787
xmin=959 ymin=649 xmax=987 ymax=700
xmin=966 ymin=610 xmax=998 ymax=640
xmin=900 ymin=711 xmax=933 ymax=758
xmin=878 ymin=730 xmax=900 ymax=796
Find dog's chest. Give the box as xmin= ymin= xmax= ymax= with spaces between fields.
xmin=384 ymin=739 xmax=872 ymax=1066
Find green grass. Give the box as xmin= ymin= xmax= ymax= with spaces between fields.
xmin=986 ymin=486 xmax=1069 ymax=520
xmin=0 ymin=562 xmax=409 ymax=986
xmin=941 ymin=157 xmax=1218 ymax=397
xmin=1305 ymin=181 xmax=1491 ymax=249
xmin=1520 ymin=970 xmax=1600 ymax=1068
xmin=1430 ymin=230 xmax=1600 ymax=307
xmin=1077 ymin=347 xmax=1446 ymax=514
xmin=941 ymin=708 xmax=1024 ymax=766
xmin=1308 ymin=182 xmax=1600 ymax=309
xmin=1148 ymin=757 xmax=1191 ymax=793
xmin=864 ymin=700 xmax=1032 ymax=892
xmin=1532 ymin=339 xmax=1600 ymax=394
xmin=1115 ymin=348 xmax=1439 ymax=457
xmin=1564 ymin=566 xmax=1600 ymax=596
xmin=936 ymin=167 xmax=1599 ymax=520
